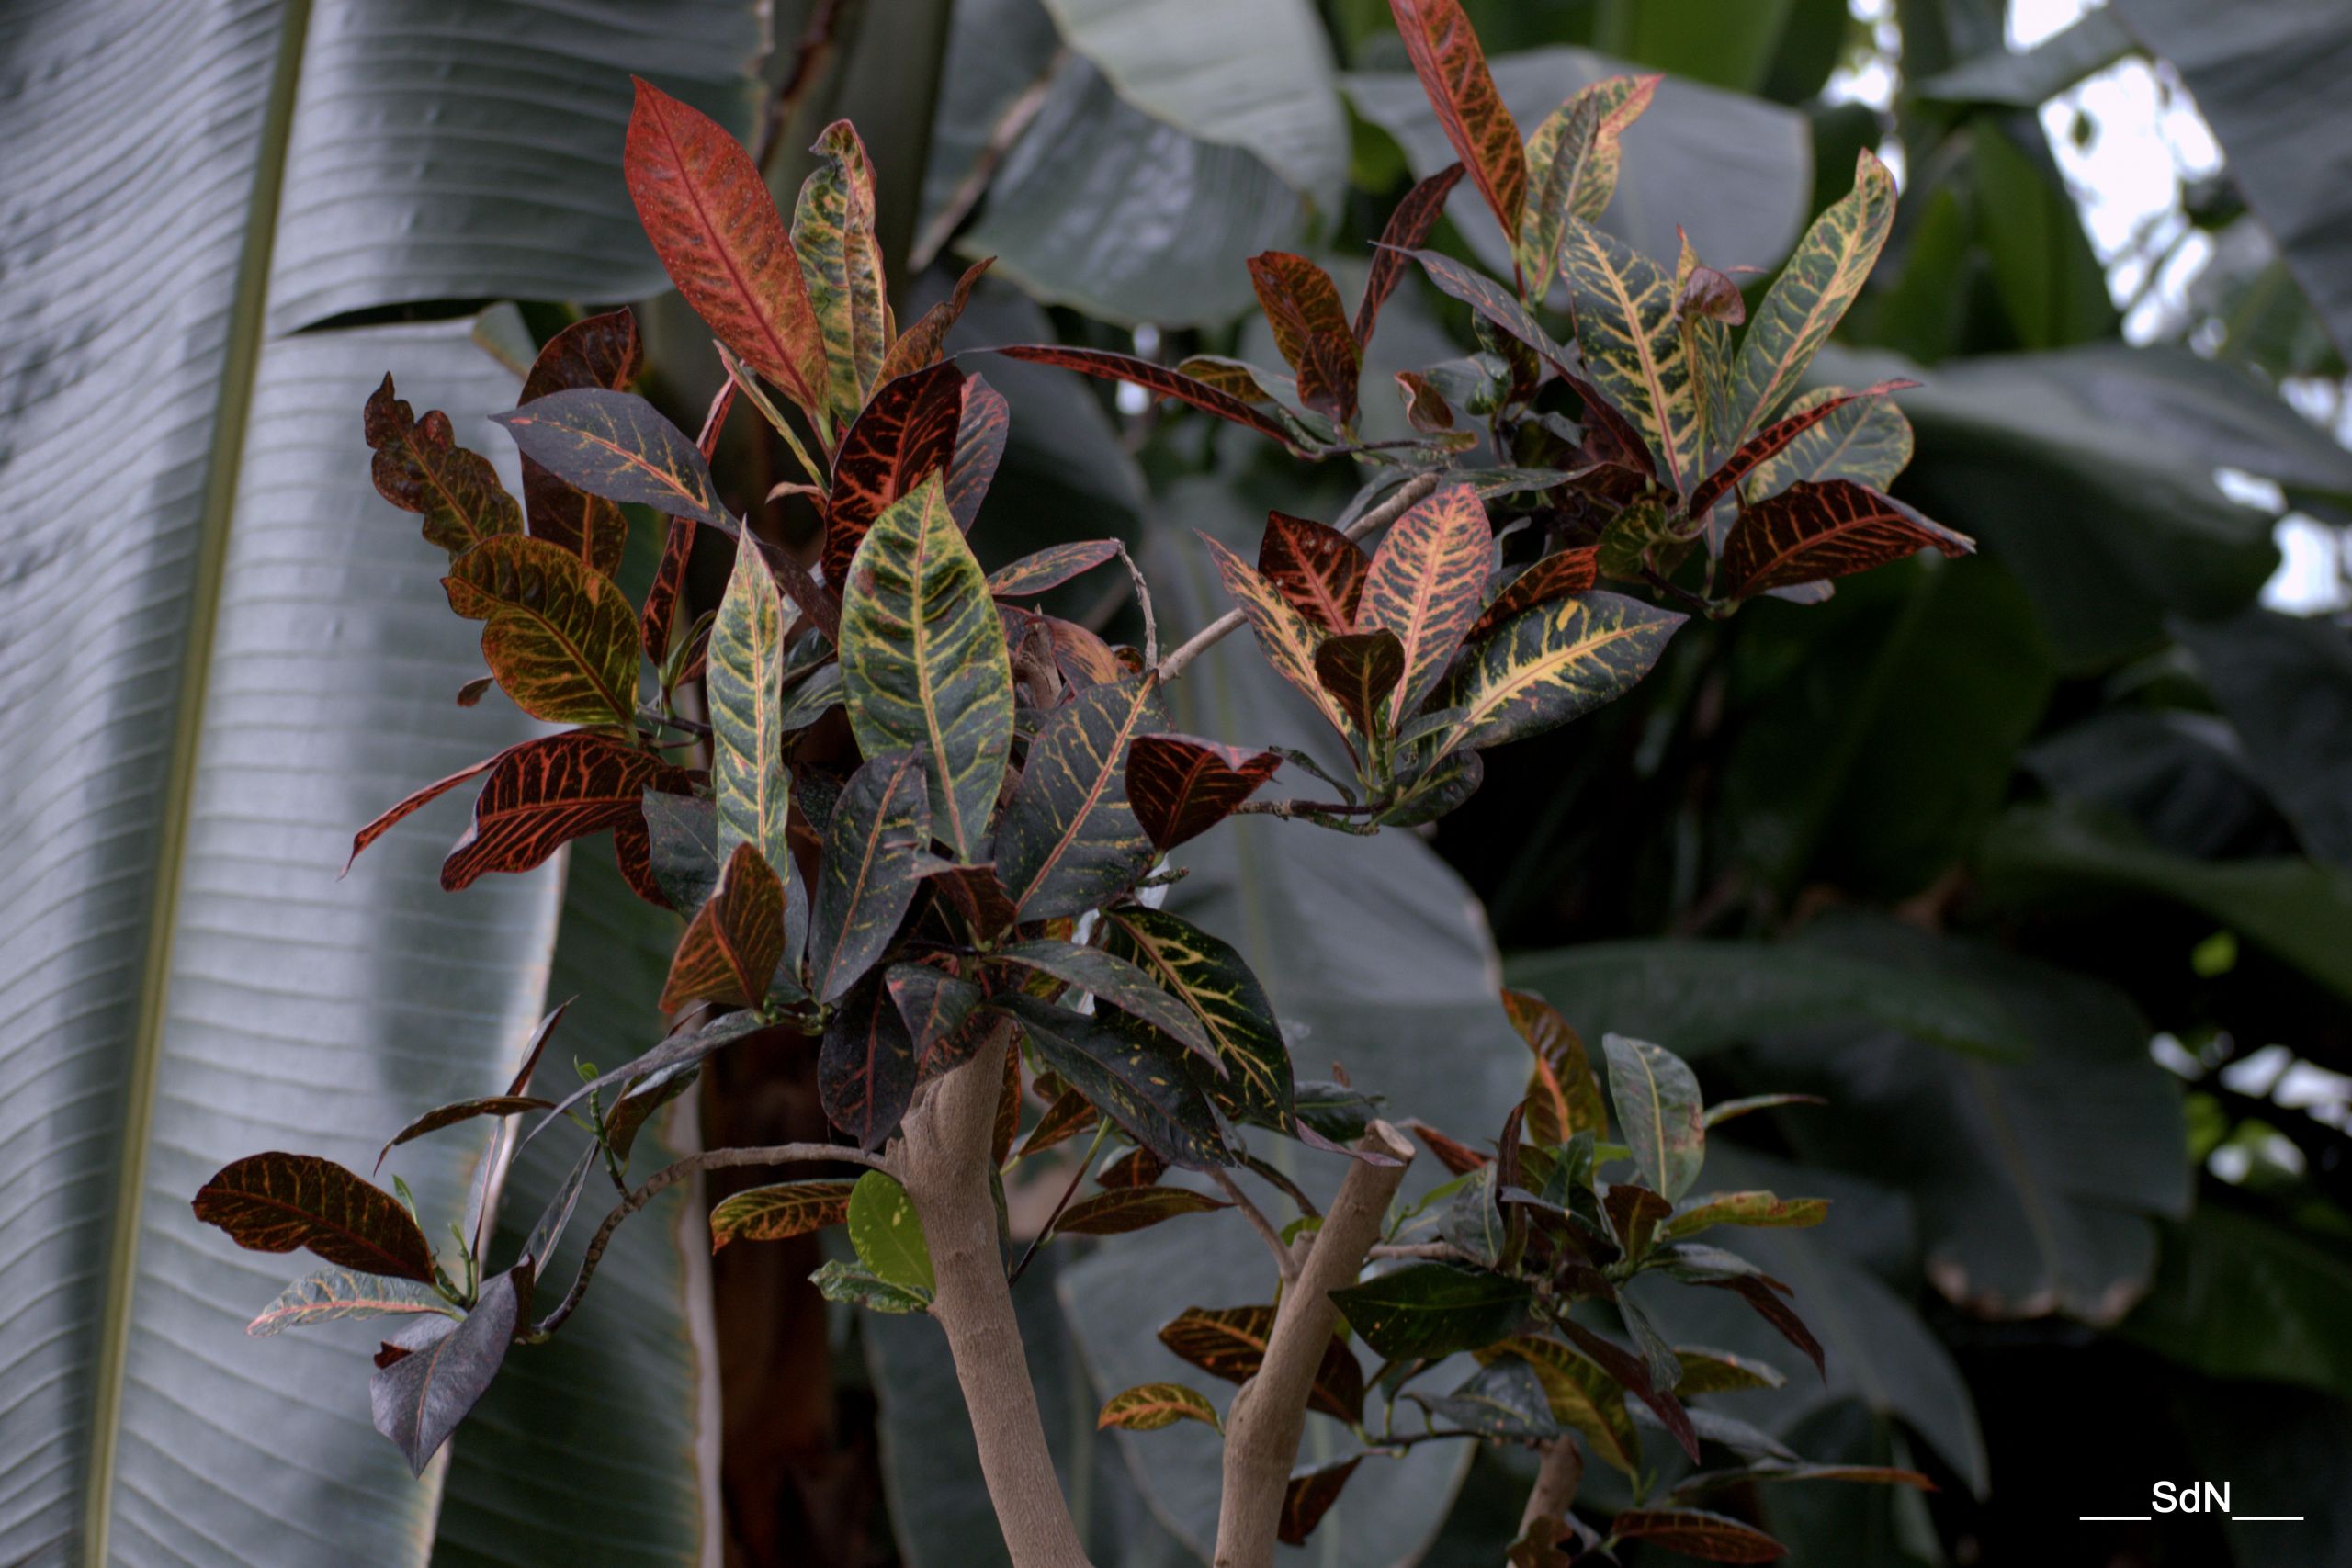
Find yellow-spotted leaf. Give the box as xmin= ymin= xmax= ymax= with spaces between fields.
xmin=708 ymin=527 xmax=791 ymax=873
xmin=1098 ymin=1382 xmax=1221 ymax=1434
xmin=840 ymin=473 xmax=1012 ymax=862
xmin=1200 ymin=534 xmax=1353 ymax=741
xmin=1515 ymin=73 xmax=1658 ymax=299
xmin=1358 ymin=483 xmax=1492 ymax=725
xmin=1388 ymin=0 xmax=1525 ymax=245
xmin=1102 ymin=906 xmax=1294 ymax=1129
xmin=793 ymin=119 xmax=892 ymax=421
xmin=708 ymin=1179 xmax=856 ymax=1252
xmin=996 ymin=676 xmax=1168 ymax=920
xmin=847 ymin=1169 xmax=933 ymax=1296
xmin=441 ymin=535 xmax=641 ymax=728
xmin=1434 ymin=591 xmax=1684 ymax=755
xmin=1727 ymin=148 xmax=1899 ymax=443
xmin=1559 ymin=219 xmax=1703 ymax=493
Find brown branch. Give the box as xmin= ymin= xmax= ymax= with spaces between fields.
xmin=1156 ymin=473 xmax=1439 ymax=682
xmin=898 ymin=1023 xmax=1093 ymax=1567
xmin=532 ymin=1142 xmax=885 ymax=1336
xmin=756 ymin=0 xmax=850 ymax=172
xmin=1212 ymin=1121 xmax=1416 ymax=1568
xmin=1210 ymin=1168 xmax=1297 ymax=1284
xmin=1519 ymin=1436 xmax=1585 ymax=1536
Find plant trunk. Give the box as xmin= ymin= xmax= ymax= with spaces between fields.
xmin=898 ymin=1026 xmax=1092 ymax=1568
xmin=1519 ymin=1435 xmax=1584 ymax=1536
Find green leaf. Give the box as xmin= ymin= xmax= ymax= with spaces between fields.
xmin=442 ymin=535 xmax=642 ymax=728
xmin=1738 ymin=386 xmax=1914 ymax=502
xmin=709 ymin=1179 xmax=857 ymax=1251
xmin=811 ymin=1258 xmax=931 ymax=1314
xmin=492 ymin=387 xmax=733 ymax=532
xmin=2121 ymin=1206 xmax=2352 ymax=1402
xmin=192 ymin=1153 xmax=438 ymax=1283
xmin=1331 ymin=1264 xmax=1530 ymax=1360
xmin=245 ymin=1269 xmax=457 ymax=1337
xmin=2173 ymin=605 xmax=2352 ymax=868
xmin=840 ymin=473 xmax=1012 ymax=863
xmin=996 ymin=676 xmax=1168 ymax=919
xmin=708 ymin=526 xmax=793 ymax=874
xmin=1727 ymin=148 xmax=1897 ymax=442
xmin=1097 ymin=1382 xmax=1221 ymax=1433
xmin=1559 ymin=218 xmax=1705 ymax=491
xmin=1406 ymin=1359 xmax=1560 ymax=1439
xmin=990 ymin=940 xmax=1213 ymax=1061
xmin=1515 ymin=74 xmax=1658 ymax=300
xmin=1604 ymin=1033 xmax=1704 ymax=1201
xmin=1477 ymin=1336 xmax=1642 ymax=1475
xmin=793 ymin=119 xmax=890 ymax=422
xmin=848 ymin=1170 xmax=934 ymax=1296
xmin=1100 ymin=907 xmax=1294 ymax=1129
xmin=989 ymin=995 xmax=1228 ymax=1168
xmin=809 ymin=750 xmax=933 ymax=1002
xmin=1434 ymin=590 xmax=1685 ymax=755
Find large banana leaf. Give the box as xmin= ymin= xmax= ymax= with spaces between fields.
xmin=0 ymin=3 xmax=756 ymax=1562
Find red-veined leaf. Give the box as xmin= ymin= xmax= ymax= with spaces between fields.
xmin=946 ymin=375 xmax=1009 ymax=532
xmin=492 ymin=386 xmax=732 ymax=532
xmin=1467 ymin=548 xmax=1600 ymax=640
xmin=246 ymin=1269 xmax=456 ymax=1337
xmin=1435 ymin=590 xmax=1683 ymax=755
xmin=878 ymin=257 xmax=993 ymax=386
xmin=990 ymin=345 xmax=1306 ymax=449
xmin=439 ymin=732 xmax=682 ymax=891
xmin=192 ymin=1153 xmax=437 ymax=1282
xmin=887 ymin=962 xmax=988 ymax=1081
xmin=988 ymin=539 xmax=1122 ymax=598
xmin=1558 ymin=219 xmax=1703 ymax=492
xmin=1279 ymin=1457 xmax=1363 ymax=1547
xmin=517 ymin=308 xmax=641 ymax=578
xmin=1125 ymin=733 xmax=1283 ymax=851
xmin=1017 ymin=1085 xmax=1101 ymax=1159
xmin=1727 ymin=148 xmax=1898 ymax=443
xmin=922 ymin=860 xmax=1020 ymax=942
xmin=1502 ymin=987 xmax=1605 ymax=1143
xmin=1247 ymin=251 xmax=1361 ymax=426
xmin=365 ymin=376 xmax=520 ymax=560
xmin=996 ymin=675 xmax=1167 ymax=919
xmin=1685 ymin=379 xmax=1917 ymax=519
xmin=1610 ymin=1508 xmax=1787 ymax=1563
xmin=1718 ymin=479 xmax=1972 ymax=599
xmin=345 ymin=749 xmax=507 ymax=874
xmin=1359 ymin=483 xmax=1491 ymax=724
xmin=822 ymin=360 xmax=966 ymax=587
xmin=1097 ymin=1382 xmax=1220 ymax=1433
xmin=1260 ymin=511 xmax=1370 ymax=633
xmin=659 ymin=842 xmax=787 ymax=1011
xmin=1054 ymin=1186 xmax=1229 ymax=1236
xmin=441 ymin=534 xmax=641 ymax=728
xmin=1202 ymin=535 xmax=1353 ymax=740
xmin=1097 ymin=1147 xmax=1167 ymax=1190
xmin=708 ymin=1179 xmax=856 ymax=1251
xmin=820 ymin=977 xmax=920 ymax=1151
xmin=1313 ymin=629 xmax=1407 ymax=739
xmin=1156 ymin=1305 xmax=1364 ymax=1422
xmin=643 ymin=377 xmax=737 ymax=662
xmin=1386 ymin=0 xmax=1525 ymax=244
xmin=1738 ymin=387 xmax=1913 ymax=502
xmin=809 ymin=749 xmax=932 ymax=1002
xmin=1356 ymin=163 xmax=1464 ymax=346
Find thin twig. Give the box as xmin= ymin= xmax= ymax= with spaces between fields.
xmin=1232 ymin=797 xmax=1375 ymax=818
xmin=532 ymin=1142 xmax=886 ymax=1336
xmin=1156 ymin=473 xmax=1439 ymax=682
xmin=1007 ymin=1120 xmax=1110 ymax=1285
xmin=1367 ymin=1241 xmax=1470 ymax=1263
xmin=1211 ymin=1168 xmax=1299 ymax=1284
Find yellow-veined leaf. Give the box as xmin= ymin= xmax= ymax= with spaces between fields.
xmin=1358 ymin=482 xmax=1492 ymax=724
xmin=708 ymin=527 xmax=791 ymax=873
xmin=1559 ymin=219 xmax=1703 ymax=492
xmin=1200 ymin=534 xmax=1353 ymax=740
xmin=707 ymin=1179 xmax=856 ymax=1252
xmin=1515 ymin=73 xmax=1658 ymax=299
xmin=1434 ymin=591 xmax=1684 ymax=755
xmin=1727 ymin=148 xmax=1898 ymax=443
xmin=1098 ymin=1382 xmax=1221 ymax=1433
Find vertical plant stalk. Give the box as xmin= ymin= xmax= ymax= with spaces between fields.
xmin=1212 ymin=1121 xmax=1417 ymax=1568
xmin=898 ymin=1023 xmax=1094 ymax=1568
xmin=1518 ymin=1434 xmax=1584 ymax=1536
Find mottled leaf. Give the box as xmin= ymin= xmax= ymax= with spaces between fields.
xmin=990 ymin=995 xmax=1228 ymax=1168
xmin=1101 ymin=905 xmax=1294 ymax=1129
xmin=887 ymin=962 xmax=988 ymax=1080
xmin=991 ymin=940 xmax=1213 ymax=1062
xmin=1387 ymin=0 xmax=1525 ymax=243
xmin=247 ymin=1269 xmax=456 ymax=1337
xmin=1356 ymin=163 xmax=1465 ymax=346
xmin=708 ymin=527 xmax=792 ymax=874
xmin=192 ymin=1153 xmax=436 ymax=1283
xmin=365 ymin=376 xmax=520 ymax=559
xmin=997 ymin=676 xmax=1167 ymax=919
xmin=1098 ymin=1382 xmax=1221 ymax=1433
xmin=991 ymin=345 xmax=1306 ymax=448
xmin=1247 ymin=251 xmax=1361 ymax=425
xmin=1604 ymin=1032 xmax=1704 ymax=1201
xmin=793 ymin=119 xmax=890 ymax=420
xmin=1467 ymin=548 xmax=1600 ymax=641
xmin=1728 ymin=148 xmax=1897 ymax=442
xmin=1435 ymin=591 xmax=1684 ymax=754
xmin=1517 ymin=74 xmax=1659 ymax=300
xmin=1314 ymin=630 xmax=1407 ymax=740
xmin=1718 ymin=479 xmax=1971 ymax=599
xmin=1609 ymin=1508 xmax=1786 ymax=1563
xmin=708 ymin=1179 xmax=856 ymax=1252
xmin=1125 ymin=733 xmax=1283 ymax=851
xmin=1156 ymin=1304 xmax=1364 ymax=1422
xmin=1359 ymin=483 xmax=1492 ymax=723
xmin=946 ymin=376 xmax=1010 ymax=532
xmin=1659 ymin=1192 xmax=1829 ymax=1244
xmin=1329 ymin=1263 xmax=1530 ymax=1359
xmin=808 ymin=749 xmax=931 ymax=1002
xmin=1055 ymin=1186 xmax=1229 ymax=1236
xmin=492 ymin=386 xmax=731 ymax=532
xmin=1560 ymin=219 xmax=1702 ymax=491
xmin=1739 ymin=386 xmax=1914 ymax=502
xmin=1378 ymin=749 xmax=1485 ymax=826
xmin=1202 ymin=534 xmax=1353 ymax=739
xmin=987 ymin=539 xmax=1122 ymax=598
xmin=840 ymin=472 xmax=1012 ymax=862
xmin=626 ymin=77 xmax=828 ymax=414
xmin=441 ymin=536 xmax=640 ymax=727
xmin=659 ymin=843 xmax=786 ymax=1012
xmin=877 ymin=256 xmax=993 ymax=386
xmin=1261 ymin=511 xmax=1370 ymax=634
xmin=439 ymin=732 xmax=684 ymax=895
xmin=370 ymin=1264 xmax=527 ymax=1476
xmin=820 ymin=979 xmax=921 ymax=1152
xmin=1481 ymin=1335 xmax=1642 ymax=1475
xmin=822 ymin=361 xmax=965 ymax=587
xmin=517 ymin=308 xmax=641 ymax=578
xmin=1687 ymin=379 xmax=1915 ymax=519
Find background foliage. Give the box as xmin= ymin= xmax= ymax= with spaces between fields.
xmin=4 ymin=0 xmax=2348 ymax=1564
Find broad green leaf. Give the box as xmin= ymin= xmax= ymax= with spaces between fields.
xmin=990 ymin=996 xmax=1228 ymax=1168
xmin=442 ymin=535 xmax=642 ymax=727
xmin=996 ymin=676 xmax=1168 ymax=919
xmin=2121 ymin=1206 xmax=2352 ymax=1402
xmin=626 ymin=78 xmax=829 ymax=415
xmin=192 ymin=1154 xmax=437 ymax=1282
xmin=1434 ymin=590 xmax=1685 ymax=755
xmin=1515 ymin=74 xmax=1658 ymax=299
xmin=1738 ymin=386 xmax=1914 ymax=502
xmin=1604 ymin=1033 xmax=1704 ymax=1201
xmin=492 ymin=386 xmax=733 ymax=532
xmin=809 ymin=750 xmax=933 ymax=1002
xmin=1558 ymin=218 xmax=1703 ymax=490
xmin=1100 ymin=907 xmax=1294 ymax=1128
xmin=840 ymin=473 xmax=1012 ymax=862
xmin=848 ymin=1171 xmax=934 ymax=1296
xmin=1053 ymin=1187 xmax=1229 ymax=1236
xmin=709 ymin=1180 xmax=857 ymax=1251
xmin=246 ymin=1269 xmax=457 ymax=1337
xmin=2173 ymin=605 xmax=2352 ymax=868
xmin=793 ymin=119 xmax=891 ymax=421
xmin=708 ymin=527 xmax=792 ymax=873
xmin=1329 ymin=1263 xmax=1531 ymax=1359
xmin=1727 ymin=148 xmax=1897 ymax=443
xmin=1358 ymin=483 xmax=1492 ymax=724
xmin=1097 ymin=1382 xmax=1221 ymax=1433
xmin=1386 ymin=0 xmax=1526 ymax=243
xmin=990 ymin=940 xmax=1213 ymax=1060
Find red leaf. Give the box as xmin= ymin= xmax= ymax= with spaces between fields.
xmin=643 ymin=377 xmax=738 ymax=663
xmin=1314 ymin=629 xmax=1408 ymax=738
xmin=1401 ymin=1118 xmax=1491 ymax=1176
xmin=364 ymin=377 xmax=520 ymax=559
xmin=821 ymin=360 xmax=967 ymax=585
xmin=1707 ymin=1274 xmax=1826 ymax=1377
xmin=1685 ymin=379 xmax=1917 ymax=520
xmin=441 ymin=733 xmax=684 ymax=892
xmin=1279 ymin=1457 xmax=1363 ymax=1546
xmin=192 ymin=1152 xmax=437 ymax=1282
xmin=1718 ymin=479 xmax=1971 ymax=599
xmin=1553 ymin=1318 xmax=1701 ymax=1461
xmin=947 ymin=377 xmax=1010 ymax=533
xmin=1610 ymin=1508 xmax=1787 ymax=1563
xmin=625 ymin=78 xmax=829 ymax=416
xmin=1359 ymin=483 xmax=1492 ymax=724
xmin=347 ymin=750 xmax=509 ymax=874
xmin=1387 ymin=0 xmax=1525 ymax=245
xmin=1466 ymin=547 xmax=1599 ymax=639
xmin=876 ymin=256 xmax=995 ymax=385
xmin=1260 ymin=512 xmax=1370 ymax=634
xmin=518 ymin=309 xmax=643 ymax=578
xmin=659 ymin=842 xmax=787 ymax=1012
xmin=924 ymin=861 xmax=1021 ymax=941
xmin=1357 ymin=163 xmax=1465 ymax=348
xmin=1125 ymin=734 xmax=1283 ymax=852
xmin=990 ymin=345 xmax=1306 ymax=450
xmin=1247 ymin=252 xmax=1362 ymax=426
xmin=820 ymin=978 xmax=921 ymax=1151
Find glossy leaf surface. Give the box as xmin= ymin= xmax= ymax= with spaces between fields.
xmin=1359 ymin=483 xmax=1492 ymax=723
xmin=516 ymin=309 xmax=641 ymax=578
xmin=1101 ymin=906 xmax=1294 ymax=1128
xmin=1605 ymin=1032 xmax=1705 ymax=1201
xmin=1727 ymin=149 xmax=1897 ymax=442
xmin=823 ymin=361 xmax=966 ymax=586
xmin=441 ymin=733 xmax=678 ymax=892
xmin=991 ymin=996 xmax=1227 ymax=1168
xmin=1260 ymin=511 xmax=1370 ymax=635
xmin=369 ymin=1266 xmax=526 ymax=1477
xmin=1329 ymin=1262 xmax=1529 ymax=1359
xmin=1386 ymin=0 xmax=1525 ymax=242
xmin=794 ymin=119 xmax=891 ymax=420
xmin=820 ymin=981 xmax=921 ymax=1152
xmin=997 ymin=676 xmax=1167 ymax=919
xmin=1125 ymin=733 xmax=1283 ymax=851
xmin=1436 ymin=591 xmax=1684 ymax=754
xmin=492 ymin=386 xmax=732 ymax=532
xmin=1719 ymin=480 xmax=1972 ymax=599
xmin=810 ymin=750 xmax=933 ymax=1002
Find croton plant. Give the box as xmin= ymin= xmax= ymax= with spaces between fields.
xmin=189 ymin=0 xmax=1969 ymax=1562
